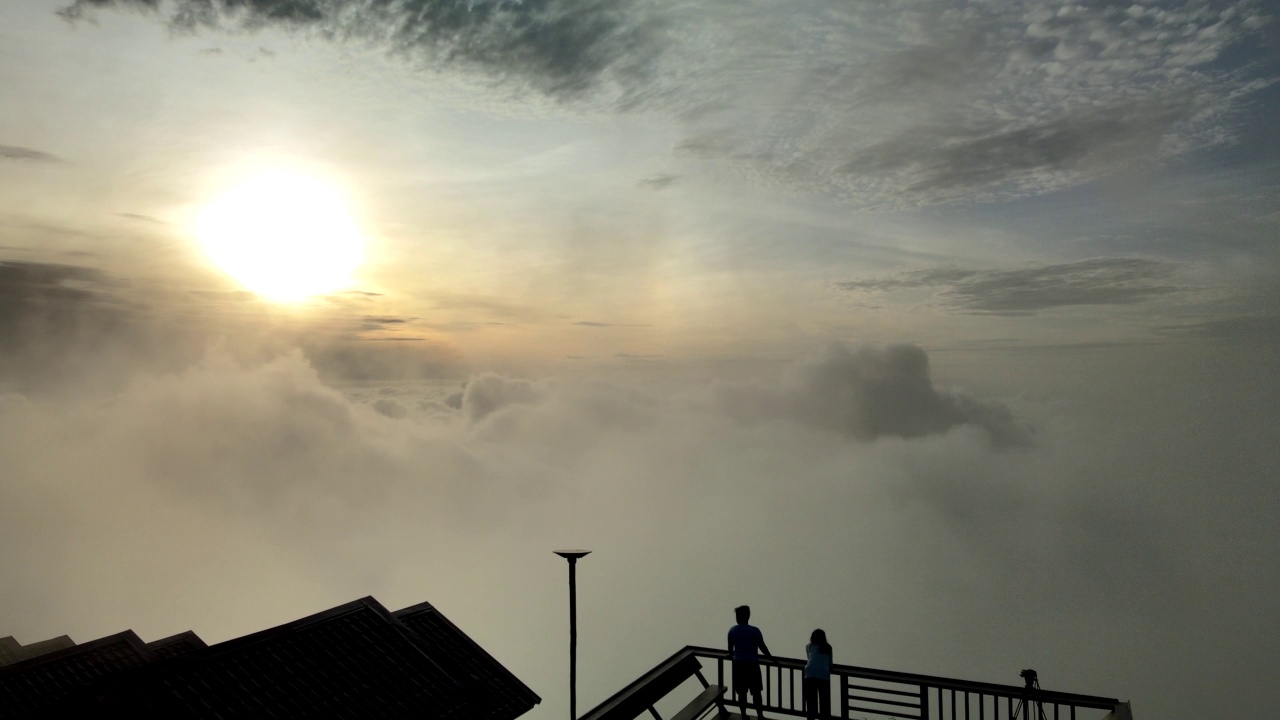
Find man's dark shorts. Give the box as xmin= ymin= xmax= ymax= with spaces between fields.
xmin=732 ymin=660 xmax=763 ymax=695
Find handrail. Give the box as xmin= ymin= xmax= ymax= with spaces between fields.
xmin=684 ymin=646 xmax=1119 ymax=710
xmin=578 ymin=645 xmax=1124 ymax=720
xmin=578 ymin=648 xmax=710 ymax=720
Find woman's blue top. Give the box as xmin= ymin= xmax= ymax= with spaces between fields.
xmin=805 ymin=643 xmax=832 ymax=679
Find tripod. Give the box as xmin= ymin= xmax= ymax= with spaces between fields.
xmin=1010 ymin=669 xmax=1047 ymax=720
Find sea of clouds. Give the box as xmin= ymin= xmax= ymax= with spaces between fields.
xmin=2 ymin=339 xmax=1276 ymax=719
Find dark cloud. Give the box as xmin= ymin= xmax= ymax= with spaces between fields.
xmin=0 ymin=261 xmax=461 ymax=390
xmin=841 ymin=98 xmax=1192 ymax=203
xmin=302 ymin=340 xmax=459 ymax=381
xmin=838 ymin=257 xmax=1181 ymax=315
xmin=61 ymin=0 xmax=660 ymax=99
xmin=358 ymin=315 xmax=408 ymax=331
xmin=0 ymin=261 xmax=137 ymax=390
xmin=573 ymin=320 xmax=649 ymax=327
xmin=0 ymin=145 xmax=63 ymax=163
xmin=837 ymin=266 xmax=980 ymax=293
xmin=714 ymin=343 xmax=1030 ymax=448
xmin=637 ymin=173 xmax=678 ymax=190
xmin=117 ymin=212 xmax=167 ymax=224
xmin=458 ymin=373 xmax=538 ymax=424
xmin=370 ymin=397 xmax=408 ymax=419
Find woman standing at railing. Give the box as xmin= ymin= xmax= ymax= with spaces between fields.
xmin=804 ymin=629 xmax=833 ymax=720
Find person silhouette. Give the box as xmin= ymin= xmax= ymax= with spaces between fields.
xmin=803 ymin=629 xmax=832 ymax=720
xmin=727 ymin=605 xmax=772 ymax=719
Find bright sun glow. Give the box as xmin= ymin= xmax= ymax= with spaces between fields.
xmin=195 ymin=169 xmax=365 ymax=302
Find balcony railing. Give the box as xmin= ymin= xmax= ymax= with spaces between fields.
xmin=580 ymin=646 xmax=1125 ymax=720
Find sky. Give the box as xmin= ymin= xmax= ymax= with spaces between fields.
xmin=0 ymin=1 xmax=1277 ymax=718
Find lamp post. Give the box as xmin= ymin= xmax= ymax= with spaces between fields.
xmin=554 ymin=549 xmax=591 ymax=720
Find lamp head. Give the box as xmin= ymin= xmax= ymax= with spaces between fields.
xmin=554 ymin=549 xmax=592 ymax=560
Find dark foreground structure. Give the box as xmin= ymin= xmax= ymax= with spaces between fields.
xmin=578 ymin=646 xmax=1132 ymax=720
xmin=4 ymin=604 xmax=1133 ymax=720
xmin=0 ymin=596 xmax=539 ymax=719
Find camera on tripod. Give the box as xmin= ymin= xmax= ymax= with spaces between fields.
xmin=1013 ymin=669 xmax=1044 ymax=720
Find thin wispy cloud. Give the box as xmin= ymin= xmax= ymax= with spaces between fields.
xmin=838 ymin=257 xmax=1183 ymax=315
xmin=0 ymin=145 xmax=63 ymax=163
xmin=573 ymin=320 xmax=650 ymax=328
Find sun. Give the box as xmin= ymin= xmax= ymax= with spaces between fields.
xmin=194 ymin=169 xmax=365 ymax=302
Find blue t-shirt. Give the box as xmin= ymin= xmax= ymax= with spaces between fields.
xmin=728 ymin=624 xmax=765 ymax=662
xmin=805 ymin=643 xmax=832 ymax=679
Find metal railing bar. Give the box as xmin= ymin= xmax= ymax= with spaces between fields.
xmin=848 ymin=695 xmax=923 ymax=710
xmin=579 ymin=647 xmax=701 ymax=720
xmin=789 ymin=666 xmax=794 ymax=709
xmin=846 ymin=683 xmax=920 ymax=697
xmin=849 ymin=705 xmax=923 ymax=720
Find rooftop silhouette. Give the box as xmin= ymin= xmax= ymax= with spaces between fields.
xmin=0 ymin=596 xmax=539 ymax=719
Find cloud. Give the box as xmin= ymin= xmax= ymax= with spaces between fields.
xmin=712 ymin=343 xmax=1030 ymax=448
xmin=57 ymin=1 xmax=1271 ymax=205
xmin=0 ymin=341 xmax=1275 ymax=720
xmin=665 ymin=0 xmax=1271 ymax=206
xmin=0 ymin=261 xmax=142 ymax=391
xmin=840 ymin=97 xmax=1193 ymax=203
xmin=371 ymin=396 xmax=408 ymax=419
xmin=116 ymin=212 xmax=167 ymax=224
xmin=60 ymin=0 xmax=662 ymax=100
xmin=359 ymin=316 xmax=409 ymax=331
xmin=637 ymin=173 xmax=678 ymax=190
xmin=573 ymin=320 xmax=650 ymax=328
xmin=0 ymin=261 xmax=460 ymax=392
xmin=838 ymin=257 xmax=1182 ymax=315
xmin=0 ymin=145 xmax=63 ymax=163
xmin=459 ymin=373 xmax=540 ymax=424
xmin=1155 ymin=315 xmax=1280 ymax=342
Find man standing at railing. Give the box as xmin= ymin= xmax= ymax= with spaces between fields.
xmin=728 ymin=605 xmax=772 ymax=720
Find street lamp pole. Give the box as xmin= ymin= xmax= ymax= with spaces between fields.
xmin=554 ymin=549 xmax=591 ymax=720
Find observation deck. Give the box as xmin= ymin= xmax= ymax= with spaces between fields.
xmin=581 ymin=646 xmax=1130 ymax=720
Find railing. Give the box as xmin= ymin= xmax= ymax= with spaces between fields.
xmin=592 ymin=646 xmax=1122 ymax=720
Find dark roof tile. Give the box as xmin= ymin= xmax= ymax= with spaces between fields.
xmin=395 ymin=601 xmax=541 ymax=720
xmin=0 ymin=631 xmax=151 ymax=718
xmin=145 ymin=631 xmax=207 ymax=661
